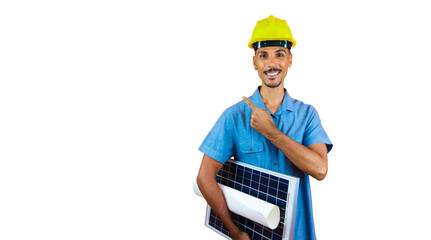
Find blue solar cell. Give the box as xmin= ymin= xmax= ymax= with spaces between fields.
xmin=258 ymin=183 xmax=268 ymax=193
xmin=260 ymin=175 xmax=269 ymax=185
xmin=269 ymin=177 xmax=279 ymax=188
xmin=244 ymin=169 xmax=252 ymax=180
xmin=278 ymin=189 xmax=288 ymax=200
xmin=237 ymin=165 xmax=244 ymax=173
xmin=251 ymin=179 xmax=259 ymax=189
xmin=242 ymin=186 xmax=251 ymax=195
xmin=279 ymin=178 xmax=289 ymax=189
xmin=243 ymin=177 xmax=251 ymax=187
xmin=274 ymin=225 xmax=284 ymax=237
xmin=258 ymin=192 xmax=267 ymax=201
xmin=263 ymin=227 xmax=272 ymax=238
xmin=267 ymin=195 xmax=276 ymax=205
xmin=252 ymin=172 xmax=260 ymax=182
xmin=250 ymin=189 xmax=258 ymax=198
xmin=268 ymin=186 xmax=277 ymax=197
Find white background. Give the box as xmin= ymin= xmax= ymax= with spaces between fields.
xmin=1 ymin=0 xmax=430 ymax=239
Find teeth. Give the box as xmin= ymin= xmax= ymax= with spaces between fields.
xmin=267 ymin=72 xmax=279 ymax=76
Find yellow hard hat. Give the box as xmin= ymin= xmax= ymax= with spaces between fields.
xmin=248 ymin=15 xmax=296 ymax=50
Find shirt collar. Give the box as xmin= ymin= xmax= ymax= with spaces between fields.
xmin=249 ymin=86 xmax=294 ymax=115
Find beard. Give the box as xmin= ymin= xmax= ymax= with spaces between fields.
xmin=264 ymin=79 xmax=282 ymax=88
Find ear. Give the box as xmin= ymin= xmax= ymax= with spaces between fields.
xmin=288 ymin=52 xmax=293 ymax=68
xmin=253 ymin=55 xmax=258 ymax=70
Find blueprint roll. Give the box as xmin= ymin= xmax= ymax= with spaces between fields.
xmin=193 ymin=182 xmax=280 ymax=230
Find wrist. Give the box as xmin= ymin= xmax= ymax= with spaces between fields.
xmin=263 ymin=125 xmax=280 ymax=139
xmin=229 ymin=226 xmax=242 ymax=238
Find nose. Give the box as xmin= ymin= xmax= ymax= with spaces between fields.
xmin=267 ymin=55 xmax=277 ymax=68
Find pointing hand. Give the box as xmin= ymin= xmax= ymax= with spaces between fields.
xmin=242 ymin=96 xmax=276 ymax=136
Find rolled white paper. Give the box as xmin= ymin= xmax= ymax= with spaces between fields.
xmin=193 ymin=182 xmax=280 ymax=230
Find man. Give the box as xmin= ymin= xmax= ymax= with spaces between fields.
xmin=196 ymin=15 xmax=332 ymax=240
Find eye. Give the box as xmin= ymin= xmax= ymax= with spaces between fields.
xmin=259 ymin=53 xmax=267 ymax=59
xmin=277 ymin=53 xmax=285 ymax=57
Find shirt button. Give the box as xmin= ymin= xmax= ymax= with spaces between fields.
xmin=274 ymin=162 xmax=277 ymax=166
xmin=249 ymin=148 xmax=253 ymax=151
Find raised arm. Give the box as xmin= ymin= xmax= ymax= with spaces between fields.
xmin=196 ymin=155 xmax=250 ymax=240
xmin=264 ymin=134 xmax=328 ymax=180
xmin=242 ymin=96 xmax=328 ymax=180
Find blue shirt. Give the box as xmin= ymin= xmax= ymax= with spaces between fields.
xmin=199 ymin=87 xmax=333 ymax=240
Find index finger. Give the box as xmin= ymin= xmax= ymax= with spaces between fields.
xmin=242 ymin=96 xmax=257 ymax=111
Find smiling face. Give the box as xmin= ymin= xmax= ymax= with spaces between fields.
xmin=253 ymin=46 xmax=292 ymax=89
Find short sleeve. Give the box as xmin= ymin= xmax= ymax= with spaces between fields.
xmin=198 ymin=109 xmax=235 ymax=164
xmin=303 ymin=106 xmax=333 ymax=153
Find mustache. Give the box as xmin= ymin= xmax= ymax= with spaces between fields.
xmin=263 ymin=68 xmax=282 ymax=74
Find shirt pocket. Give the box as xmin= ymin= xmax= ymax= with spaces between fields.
xmin=238 ymin=139 xmax=265 ymax=166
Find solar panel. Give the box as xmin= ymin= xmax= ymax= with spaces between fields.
xmin=204 ymin=159 xmax=299 ymax=240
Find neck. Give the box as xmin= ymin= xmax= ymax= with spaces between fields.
xmin=259 ymin=85 xmax=285 ymax=114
